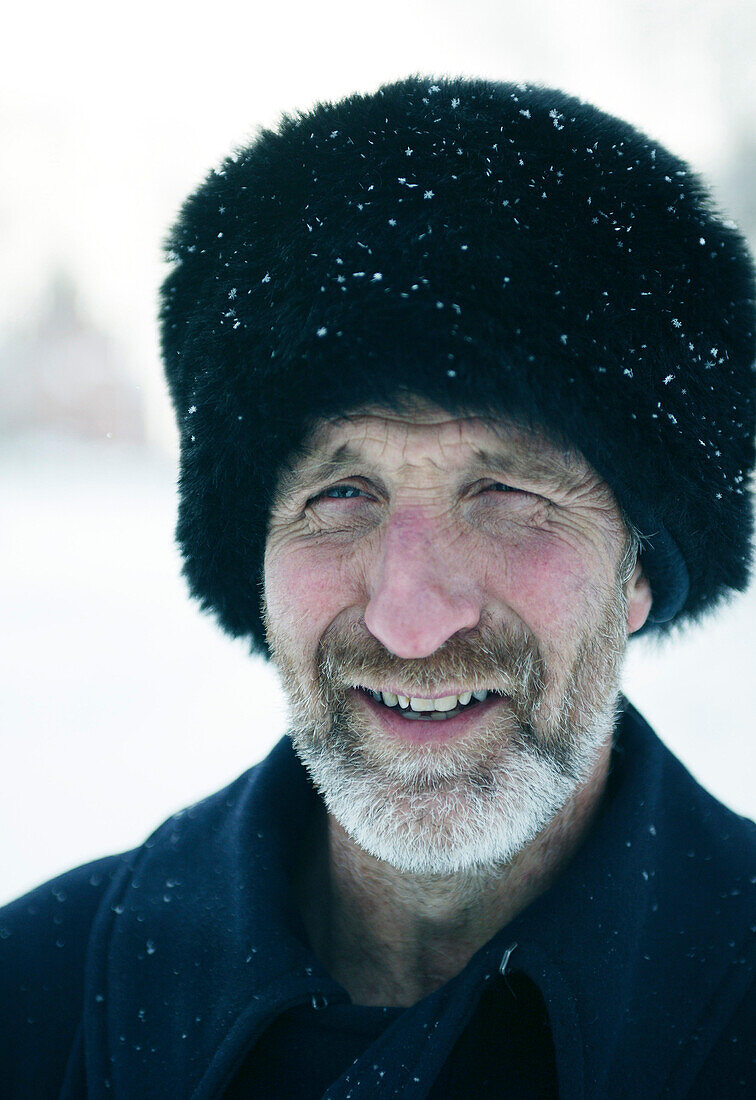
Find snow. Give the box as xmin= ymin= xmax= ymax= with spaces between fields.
xmin=0 ymin=433 xmax=754 ymax=907
xmin=0 ymin=434 xmax=289 ymax=905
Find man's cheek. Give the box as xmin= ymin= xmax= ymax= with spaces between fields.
xmin=502 ymin=537 xmax=598 ymax=634
xmin=264 ymin=543 xmax=355 ymax=635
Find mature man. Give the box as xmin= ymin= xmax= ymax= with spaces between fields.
xmin=2 ymin=76 xmax=754 ymax=1098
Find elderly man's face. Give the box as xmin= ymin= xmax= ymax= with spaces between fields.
xmin=263 ymin=397 xmax=651 ymax=874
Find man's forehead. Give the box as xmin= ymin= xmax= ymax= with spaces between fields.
xmin=294 ymin=399 xmax=586 ymax=475
xmin=271 ymin=398 xmax=597 ymax=505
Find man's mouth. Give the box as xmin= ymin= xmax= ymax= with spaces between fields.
xmin=356 ymin=686 xmax=507 ymax=721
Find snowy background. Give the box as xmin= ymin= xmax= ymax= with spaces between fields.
xmin=2 ymin=0 xmax=755 ymax=906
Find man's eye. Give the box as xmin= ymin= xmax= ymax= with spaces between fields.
xmin=486 ymin=482 xmax=525 ymax=494
xmin=316 ymin=485 xmax=365 ymax=500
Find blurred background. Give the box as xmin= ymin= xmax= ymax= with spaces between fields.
xmin=2 ymin=0 xmax=754 ymax=906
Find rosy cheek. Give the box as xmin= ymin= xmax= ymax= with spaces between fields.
xmin=265 ymin=542 xmax=355 ymax=639
xmin=498 ymin=535 xmax=595 ymax=634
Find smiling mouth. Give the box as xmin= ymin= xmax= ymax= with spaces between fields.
xmin=356 ymin=687 xmax=507 ymax=721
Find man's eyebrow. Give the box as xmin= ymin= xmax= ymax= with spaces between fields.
xmin=466 ymin=447 xmax=582 ymax=487
xmin=273 ymin=443 xmax=374 ymax=500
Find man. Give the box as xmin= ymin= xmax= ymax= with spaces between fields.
xmin=1 ymin=75 xmax=754 ymax=1098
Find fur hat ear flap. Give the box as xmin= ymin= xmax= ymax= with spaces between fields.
xmin=159 ymin=75 xmax=756 ymax=655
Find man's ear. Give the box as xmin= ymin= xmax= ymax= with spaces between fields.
xmin=626 ymin=558 xmax=653 ymax=635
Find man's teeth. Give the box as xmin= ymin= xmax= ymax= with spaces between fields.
xmin=366 ymin=689 xmax=489 ymax=711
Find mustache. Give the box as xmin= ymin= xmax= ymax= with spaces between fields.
xmin=315 ymin=616 xmax=548 ymax=719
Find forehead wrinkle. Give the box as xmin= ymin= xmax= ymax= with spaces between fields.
xmin=290 ymin=414 xmax=451 ymax=477
xmin=281 ymin=438 xmax=442 ymax=496
xmin=481 ymin=413 xmax=584 ymax=463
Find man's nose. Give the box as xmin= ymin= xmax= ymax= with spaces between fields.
xmin=363 ymin=511 xmax=482 ymax=659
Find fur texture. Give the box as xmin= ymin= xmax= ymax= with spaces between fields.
xmin=158 ymin=74 xmax=756 ymax=654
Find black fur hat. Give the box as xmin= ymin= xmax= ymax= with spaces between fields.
xmin=158 ymin=74 xmax=756 ymax=654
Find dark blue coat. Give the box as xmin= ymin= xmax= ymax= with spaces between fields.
xmin=1 ymin=698 xmax=753 ymax=1098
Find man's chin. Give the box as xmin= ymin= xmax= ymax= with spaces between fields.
xmin=290 ymin=728 xmax=578 ymax=876
xmin=329 ymin=785 xmax=562 ymax=877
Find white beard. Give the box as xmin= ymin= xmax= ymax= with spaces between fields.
xmin=289 ymin=708 xmax=614 ymax=875
xmin=272 ymin=578 xmax=628 ymax=876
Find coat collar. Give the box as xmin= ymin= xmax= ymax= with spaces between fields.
xmin=84 ymin=698 xmax=754 ymax=1099
xmin=479 ymin=697 xmax=754 ymax=1096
